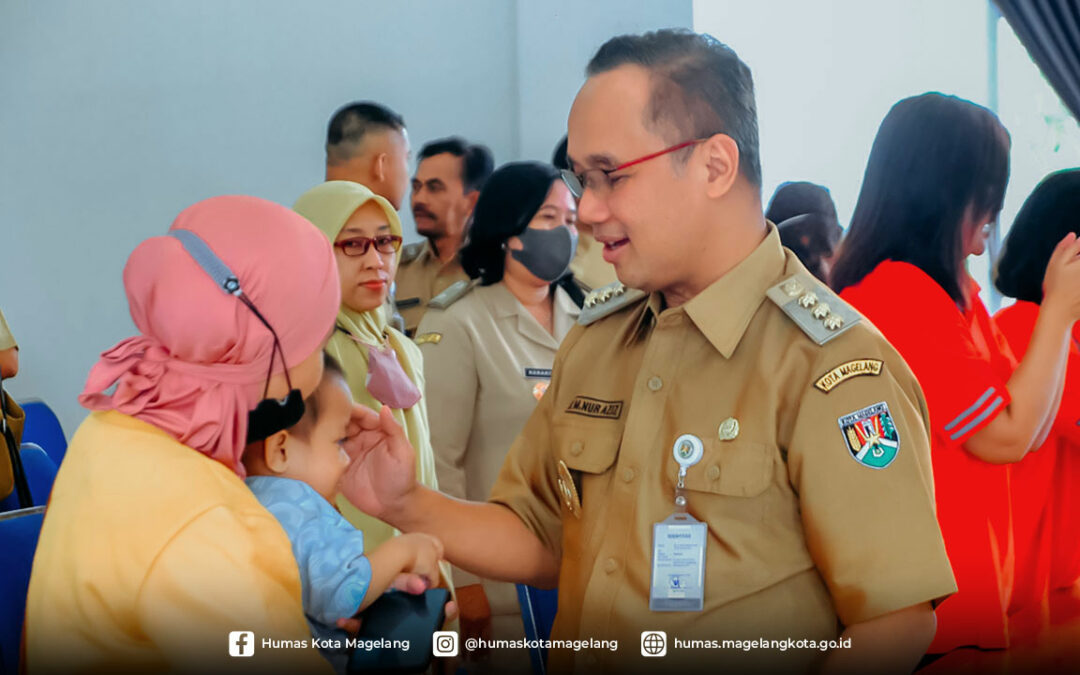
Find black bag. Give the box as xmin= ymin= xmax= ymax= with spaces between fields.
xmin=0 ymin=376 xmax=32 ymax=508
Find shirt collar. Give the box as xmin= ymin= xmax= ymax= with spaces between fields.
xmin=636 ymin=224 xmax=785 ymax=358
xmin=486 ymin=282 xmax=580 ymax=319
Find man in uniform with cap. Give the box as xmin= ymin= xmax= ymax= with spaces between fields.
xmin=343 ymin=29 xmax=956 ymax=673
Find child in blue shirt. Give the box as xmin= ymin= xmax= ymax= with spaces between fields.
xmin=244 ymin=354 xmax=443 ymax=671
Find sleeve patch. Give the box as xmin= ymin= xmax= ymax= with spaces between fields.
xmin=814 ymin=359 xmax=884 ymax=393
xmin=839 ymin=402 xmax=900 ymax=469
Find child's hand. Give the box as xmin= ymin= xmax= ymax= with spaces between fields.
xmin=391 ymin=572 xmax=430 ymax=595
xmin=397 ymin=533 xmax=444 ymax=588
xmin=361 ymin=532 xmax=446 ymax=610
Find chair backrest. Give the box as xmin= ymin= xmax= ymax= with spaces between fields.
xmin=0 ymin=444 xmax=57 ymax=512
xmin=0 ymin=506 xmax=46 ymax=675
xmin=516 ymin=584 xmax=559 ymax=675
xmin=20 ymin=400 xmax=67 ymax=466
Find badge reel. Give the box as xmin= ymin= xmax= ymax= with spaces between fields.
xmin=649 ymin=434 xmax=708 ymax=612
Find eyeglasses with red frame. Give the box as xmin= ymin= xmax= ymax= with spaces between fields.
xmin=560 ymin=139 xmax=705 ymax=199
xmin=334 ymin=235 xmax=403 ymax=257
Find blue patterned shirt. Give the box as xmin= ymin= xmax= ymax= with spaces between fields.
xmin=246 ymin=476 xmax=373 ymax=670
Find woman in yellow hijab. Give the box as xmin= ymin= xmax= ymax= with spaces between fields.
xmin=293 ymin=182 xmax=442 ymax=550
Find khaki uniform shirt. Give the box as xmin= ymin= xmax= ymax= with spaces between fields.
xmin=417 ymin=283 xmax=579 ymax=626
xmin=394 ymin=240 xmax=469 ymax=336
xmin=488 ymin=227 xmax=956 ymax=673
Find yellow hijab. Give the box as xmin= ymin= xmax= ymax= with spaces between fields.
xmin=293 ymin=181 xmax=441 ymax=549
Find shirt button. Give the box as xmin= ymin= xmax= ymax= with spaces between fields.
xmin=706 ymin=465 xmax=721 ymax=480
xmin=570 ymin=441 xmax=584 ymax=456
xmin=604 ymin=558 xmax=618 ymax=574
xmin=647 ymin=376 xmax=663 ymax=391
xmin=621 ymin=468 xmax=636 ymax=483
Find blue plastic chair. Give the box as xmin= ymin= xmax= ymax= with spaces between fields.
xmin=0 ymin=505 xmax=46 ymax=675
xmin=0 ymin=444 xmax=58 ymax=512
xmin=20 ymin=400 xmax=67 ymax=467
xmin=516 ymin=585 xmax=558 ymax=675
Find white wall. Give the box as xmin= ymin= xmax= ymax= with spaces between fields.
xmin=515 ymin=0 xmax=694 ymax=161
xmin=1 ymin=0 xmax=692 ymax=436
xmin=694 ymin=0 xmax=991 ymax=227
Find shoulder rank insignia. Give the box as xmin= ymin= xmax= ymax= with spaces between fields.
xmin=413 ymin=332 xmax=442 ymax=346
xmin=766 ymin=273 xmax=860 ymax=345
xmin=399 ymin=242 xmax=425 ymax=265
xmin=428 ymin=279 xmax=478 ymax=310
xmin=578 ymin=282 xmax=647 ymax=326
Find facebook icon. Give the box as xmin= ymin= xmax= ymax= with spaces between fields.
xmin=229 ymin=631 xmax=255 ymax=657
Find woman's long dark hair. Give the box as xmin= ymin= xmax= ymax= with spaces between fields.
xmin=831 ymin=93 xmax=1011 ymax=305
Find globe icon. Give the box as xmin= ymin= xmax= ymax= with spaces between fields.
xmin=642 ymin=632 xmax=665 ymax=655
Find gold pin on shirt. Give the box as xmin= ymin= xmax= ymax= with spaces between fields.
xmin=718 ymin=418 xmax=740 ymax=441
xmin=557 ymin=460 xmax=582 ymax=518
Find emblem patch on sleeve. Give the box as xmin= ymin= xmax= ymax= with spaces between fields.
xmin=838 ymin=402 xmax=899 ymax=469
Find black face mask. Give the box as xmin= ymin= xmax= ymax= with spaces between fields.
xmin=245 ymin=363 xmax=305 ymax=443
xmin=509 ymin=225 xmax=578 ymax=283
xmin=167 ymin=230 xmax=305 ymax=443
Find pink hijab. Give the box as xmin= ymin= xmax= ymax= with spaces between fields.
xmin=79 ymin=195 xmax=341 ymax=476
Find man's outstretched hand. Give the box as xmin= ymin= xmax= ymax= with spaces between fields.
xmin=339 ymin=404 xmax=419 ymax=521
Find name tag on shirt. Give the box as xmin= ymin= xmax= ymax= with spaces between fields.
xmin=524 ymin=368 xmax=552 ymax=379
xmin=650 ymin=513 xmax=706 ymax=612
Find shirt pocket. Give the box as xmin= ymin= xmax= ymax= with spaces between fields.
xmin=668 ymin=439 xmax=777 ymax=526
xmin=682 ymin=439 xmax=775 ymax=497
xmin=553 ymin=422 xmax=622 ymax=511
xmin=558 ymin=423 xmax=621 ymax=473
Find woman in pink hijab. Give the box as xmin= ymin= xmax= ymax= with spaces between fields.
xmin=24 ymin=196 xmax=340 ymax=673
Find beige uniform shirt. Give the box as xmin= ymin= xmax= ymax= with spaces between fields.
xmin=488 ymin=227 xmax=956 ymax=673
xmin=417 ymin=283 xmax=579 ymax=626
xmin=0 ymin=308 xmax=16 ymax=351
xmin=569 ymin=232 xmax=618 ymax=292
xmin=394 ymin=240 xmax=469 ymax=336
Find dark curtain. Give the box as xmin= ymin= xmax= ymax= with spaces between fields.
xmin=995 ymin=0 xmax=1080 ymax=122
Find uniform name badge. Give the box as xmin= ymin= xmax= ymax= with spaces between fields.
xmin=650 ymin=434 xmax=707 ymax=612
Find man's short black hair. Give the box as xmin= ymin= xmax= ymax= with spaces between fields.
xmin=326 ymin=101 xmax=405 ymax=165
xmin=586 ymin=29 xmax=761 ymax=186
xmin=417 ymin=136 xmax=494 ymax=193
xmin=552 ymin=136 xmax=570 ymax=170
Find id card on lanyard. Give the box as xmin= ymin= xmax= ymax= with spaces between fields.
xmin=649 ymin=434 xmax=707 ymax=612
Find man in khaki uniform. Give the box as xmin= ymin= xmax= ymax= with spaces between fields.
xmin=344 ymin=30 xmax=955 ymax=673
xmin=396 ymin=137 xmax=493 ymax=335
xmin=324 ymin=101 xmax=411 ymax=210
